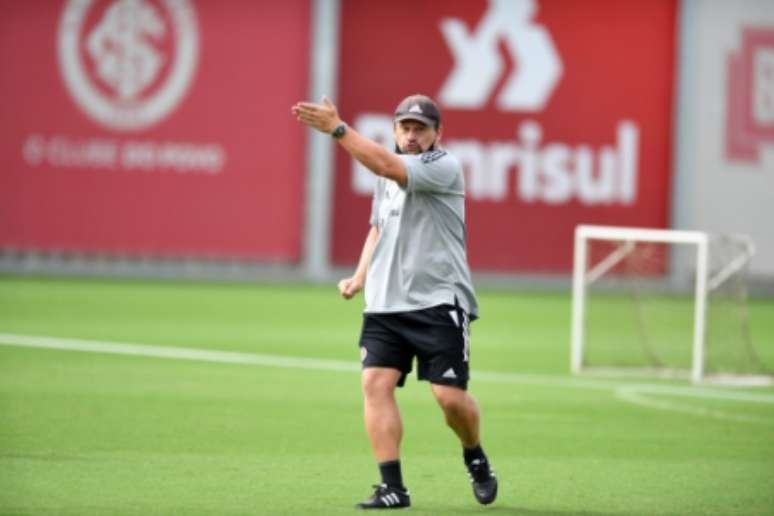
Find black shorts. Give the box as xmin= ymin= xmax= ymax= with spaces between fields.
xmin=358 ymin=303 xmax=471 ymax=390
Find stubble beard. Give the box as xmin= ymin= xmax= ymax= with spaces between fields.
xmin=395 ymin=139 xmax=437 ymax=155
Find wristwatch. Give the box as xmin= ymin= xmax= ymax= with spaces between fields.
xmin=331 ymin=122 xmax=347 ymax=139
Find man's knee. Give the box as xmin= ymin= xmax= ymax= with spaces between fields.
xmin=431 ymin=384 xmax=470 ymax=413
xmin=362 ymin=367 xmax=401 ymax=400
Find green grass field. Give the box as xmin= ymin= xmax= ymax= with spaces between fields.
xmin=1 ymin=276 xmax=773 ymax=516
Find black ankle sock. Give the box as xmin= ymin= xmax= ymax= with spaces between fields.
xmin=378 ymin=460 xmax=404 ymax=489
xmin=463 ymin=444 xmax=487 ymax=465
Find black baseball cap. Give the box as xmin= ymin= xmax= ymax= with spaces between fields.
xmin=394 ymin=94 xmax=441 ymax=128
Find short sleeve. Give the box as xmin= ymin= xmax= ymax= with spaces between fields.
xmin=399 ymin=150 xmax=462 ymax=194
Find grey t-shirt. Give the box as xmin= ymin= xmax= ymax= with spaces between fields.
xmin=364 ymin=149 xmax=479 ymax=318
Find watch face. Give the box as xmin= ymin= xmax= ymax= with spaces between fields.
xmin=332 ymin=124 xmax=346 ymax=139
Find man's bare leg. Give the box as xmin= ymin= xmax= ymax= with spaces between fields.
xmin=362 ymin=367 xmax=403 ymax=462
xmin=431 ymin=383 xmax=498 ymax=505
xmin=430 ymin=384 xmax=480 ymax=447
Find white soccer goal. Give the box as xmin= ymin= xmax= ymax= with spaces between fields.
xmin=570 ymin=225 xmax=770 ymax=385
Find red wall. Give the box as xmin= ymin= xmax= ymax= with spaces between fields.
xmin=1 ymin=0 xmax=677 ymax=273
xmin=0 ymin=0 xmax=310 ymax=261
xmin=332 ymin=0 xmax=676 ymax=273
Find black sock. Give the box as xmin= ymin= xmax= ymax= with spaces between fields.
xmin=463 ymin=444 xmax=487 ymax=465
xmin=378 ymin=460 xmax=404 ymax=490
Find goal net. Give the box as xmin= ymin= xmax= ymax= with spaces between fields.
xmin=570 ymin=225 xmax=771 ymax=385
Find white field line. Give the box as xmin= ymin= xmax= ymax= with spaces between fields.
xmin=615 ymin=386 xmax=773 ymax=425
xmin=1 ymin=333 xmax=774 ymax=418
xmin=0 ymin=333 xmax=359 ymax=372
xmin=474 ymin=370 xmax=774 ymax=404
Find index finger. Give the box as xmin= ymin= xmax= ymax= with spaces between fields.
xmin=295 ymin=102 xmax=321 ymax=112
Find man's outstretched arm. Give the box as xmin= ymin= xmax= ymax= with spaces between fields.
xmin=292 ymin=97 xmax=407 ymax=187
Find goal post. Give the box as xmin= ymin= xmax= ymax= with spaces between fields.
xmin=570 ymin=224 xmax=764 ymax=384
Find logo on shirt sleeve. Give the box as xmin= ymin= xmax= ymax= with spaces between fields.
xmin=421 ymin=149 xmax=447 ymax=163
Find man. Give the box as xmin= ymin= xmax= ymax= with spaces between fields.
xmin=292 ymin=94 xmax=497 ymax=509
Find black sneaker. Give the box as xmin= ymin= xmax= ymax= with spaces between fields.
xmin=355 ymin=484 xmax=411 ymax=510
xmin=466 ymin=458 xmax=498 ymax=505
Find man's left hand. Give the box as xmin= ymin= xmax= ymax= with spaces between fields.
xmin=292 ymin=96 xmax=341 ymax=134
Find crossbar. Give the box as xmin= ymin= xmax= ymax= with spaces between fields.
xmin=576 ymin=225 xmax=708 ymax=245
